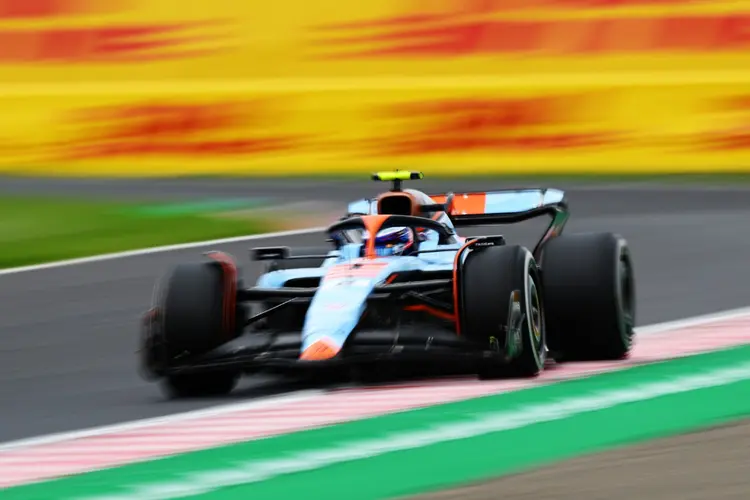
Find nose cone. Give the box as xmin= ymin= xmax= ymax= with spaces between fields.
xmin=300 ymin=259 xmax=393 ymax=360
xmin=300 ymin=338 xmax=339 ymax=360
xmin=300 ymin=284 xmax=370 ymax=360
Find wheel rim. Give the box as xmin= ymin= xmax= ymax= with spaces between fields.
xmin=528 ymin=276 xmax=544 ymax=362
xmin=618 ymin=252 xmax=636 ymax=346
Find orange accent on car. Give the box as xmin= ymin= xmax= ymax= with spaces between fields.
xmin=376 ymin=190 xmax=419 ymax=216
xmin=432 ymin=193 xmax=487 ymax=216
xmin=324 ymin=261 xmax=389 ymax=281
xmin=362 ymin=214 xmax=390 ymax=258
xmin=205 ymin=251 xmax=237 ymax=340
xmin=300 ymin=339 xmax=339 ymax=361
xmin=448 ymin=193 xmax=488 ymax=216
xmin=404 ymin=304 xmax=456 ymax=322
xmin=452 ymin=240 xmax=473 ymax=336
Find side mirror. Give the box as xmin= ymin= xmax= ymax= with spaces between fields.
xmin=250 ymin=246 xmax=290 ymax=261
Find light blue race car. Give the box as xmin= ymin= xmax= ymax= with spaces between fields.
xmin=140 ymin=171 xmax=636 ymax=398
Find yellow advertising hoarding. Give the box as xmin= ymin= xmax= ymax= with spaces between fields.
xmin=3 ymin=80 xmax=750 ymax=176
xmin=2 ymin=0 xmax=750 ymax=82
xmin=3 ymin=0 xmax=750 ymax=174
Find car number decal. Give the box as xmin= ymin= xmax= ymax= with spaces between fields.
xmin=323 ymin=260 xmax=388 ymax=282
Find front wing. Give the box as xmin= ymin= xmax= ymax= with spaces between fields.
xmin=155 ymin=325 xmax=513 ymax=377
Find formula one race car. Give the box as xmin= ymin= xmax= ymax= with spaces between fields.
xmin=140 ymin=171 xmax=636 ymax=398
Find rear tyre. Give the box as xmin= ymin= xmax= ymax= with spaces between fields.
xmin=542 ymin=232 xmax=635 ymax=361
xmin=460 ymin=245 xmax=546 ymax=379
xmin=158 ymin=261 xmax=241 ymax=397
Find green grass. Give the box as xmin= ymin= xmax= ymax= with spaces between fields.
xmin=0 ymin=196 xmax=277 ymax=269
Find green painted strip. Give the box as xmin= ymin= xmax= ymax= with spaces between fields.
xmin=127 ymin=199 xmax=269 ymax=217
xmin=5 ymin=345 xmax=750 ymax=500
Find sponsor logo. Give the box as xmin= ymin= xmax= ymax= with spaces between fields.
xmin=323 ymin=260 xmax=388 ymax=282
xmin=55 ymin=100 xmax=304 ymax=160
xmin=310 ymin=1 xmax=749 ymax=59
xmin=367 ymin=95 xmax=622 ymax=155
xmin=0 ymin=0 xmax=122 ymax=18
xmin=0 ymin=0 xmax=231 ymax=63
xmin=321 ymin=278 xmax=372 ymax=288
xmin=314 ymin=0 xmax=707 ymax=26
xmin=692 ymin=94 xmax=750 ymax=151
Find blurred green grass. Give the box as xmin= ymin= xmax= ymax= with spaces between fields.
xmin=0 ymin=196 xmax=276 ymax=269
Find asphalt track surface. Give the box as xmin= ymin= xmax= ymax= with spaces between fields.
xmin=2 ymin=178 xmax=750 ymax=443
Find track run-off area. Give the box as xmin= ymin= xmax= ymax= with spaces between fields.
xmin=1 ymin=180 xmax=749 ymax=498
xmin=1 ymin=310 xmax=749 ymax=496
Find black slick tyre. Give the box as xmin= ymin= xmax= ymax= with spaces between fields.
xmin=541 ymin=232 xmax=636 ymax=361
xmin=460 ymin=245 xmax=546 ymax=379
xmin=158 ymin=261 xmax=241 ymax=398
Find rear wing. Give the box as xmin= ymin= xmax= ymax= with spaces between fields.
xmin=430 ymin=188 xmax=570 ymax=258
xmin=430 ymin=188 xmax=568 ymax=226
xmin=346 ymin=188 xmax=568 ymax=225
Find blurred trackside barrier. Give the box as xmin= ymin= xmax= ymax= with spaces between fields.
xmin=2 ymin=0 xmax=750 ymax=176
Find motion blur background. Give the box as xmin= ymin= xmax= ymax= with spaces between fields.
xmin=3 ymin=0 xmax=750 ymax=265
xmin=1 ymin=1 xmax=750 ymax=499
xmin=2 ymin=0 xmax=750 ymax=177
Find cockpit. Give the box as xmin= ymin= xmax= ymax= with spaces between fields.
xmin=334 ymin=187 xmax=454 ymax=252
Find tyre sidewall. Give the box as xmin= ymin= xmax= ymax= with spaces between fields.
xmin=515 ymin=249 xmax=546 ymax=374
xmin=613 ymin=237 xmax=636 ymax=351
xmin=461 ymin=245 xmax=545 ymax=377
xmin=520 ymin=251 xmax=547 ymax=371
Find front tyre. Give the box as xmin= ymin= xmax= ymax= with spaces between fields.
xmin=460 ymin=245 xmax=546 ymax=379
xmin=156 ymin=259 xmax=242 ymax=398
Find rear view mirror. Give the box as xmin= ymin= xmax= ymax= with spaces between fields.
xmin=250 ymin=246 xmax=290 ymax=261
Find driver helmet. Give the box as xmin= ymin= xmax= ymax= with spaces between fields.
xmin=363 ymin=227 xmax=416 ymax=257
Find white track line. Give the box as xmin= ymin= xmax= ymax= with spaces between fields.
xmin=76 ymin=361 xmax=750 ymax=500
xmin=0 ymin=227 xmax=324 ymax=277
xmin=636 ymin=307 xmax=750 ymax=335
xmin=1 ymin=305 xmax=748 ymax=453
xmin=0 ymin=391 xmax=325 ymax=453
